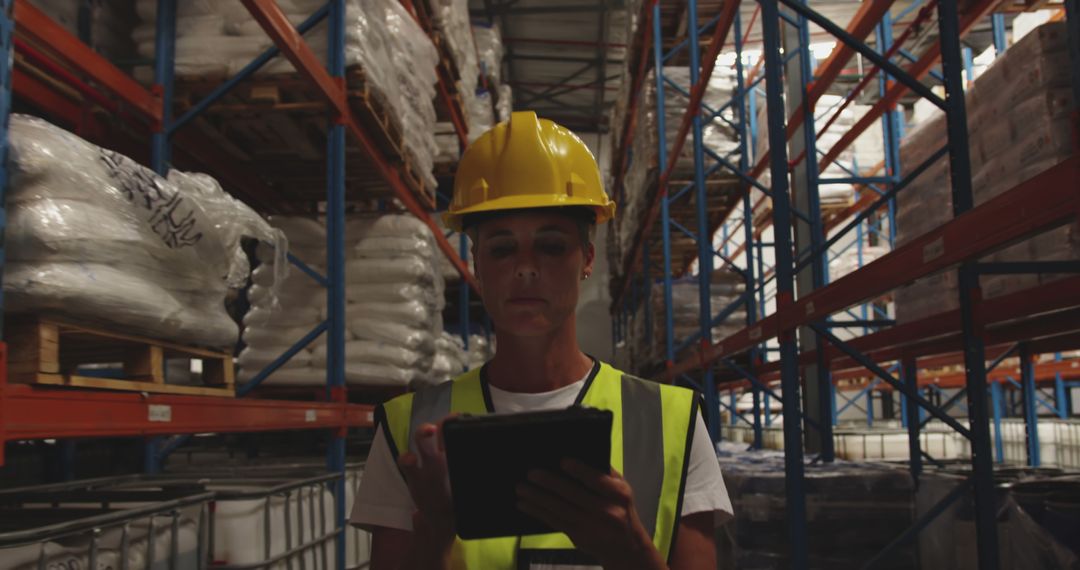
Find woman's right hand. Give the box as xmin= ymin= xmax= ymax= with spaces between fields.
xmin=397 ymin=420 xmax=456 ymax=547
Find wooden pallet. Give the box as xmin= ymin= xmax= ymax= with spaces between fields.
xmin=173 ymin=66 xmax=435 ymax=210
xmin=8 ymin=318 xmax=235 ymax=397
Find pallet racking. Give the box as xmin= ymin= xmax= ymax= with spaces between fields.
xmin=0 ymin=1 xmax=482 ymax=568
xmin=610 ymin=0 xmax=1080 ymax=567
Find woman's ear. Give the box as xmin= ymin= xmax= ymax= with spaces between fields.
xmin=583 ymin=242 xmax=596 ymax=276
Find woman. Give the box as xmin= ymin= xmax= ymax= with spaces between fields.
xmin=351 ymin=112 xmax=732 ymax=569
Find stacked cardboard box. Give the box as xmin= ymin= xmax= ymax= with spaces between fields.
xmin=894 ymin=22 xmax=1075 ymax=323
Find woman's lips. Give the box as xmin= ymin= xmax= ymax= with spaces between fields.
xmin=507 ymin=297 xmax=546 ymax=305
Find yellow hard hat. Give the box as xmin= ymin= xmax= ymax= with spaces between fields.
xmin=443 ymin=111 xmax=616 ymax=232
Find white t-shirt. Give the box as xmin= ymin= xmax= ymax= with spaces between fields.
xmin=350 ymin=373 xmax=734 ymax=546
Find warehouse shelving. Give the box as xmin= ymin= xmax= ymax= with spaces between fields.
xmin=0 ymin=1 xmax=484 ymax=568
xmin=610 ymin=0 xmax=1079 ymax=567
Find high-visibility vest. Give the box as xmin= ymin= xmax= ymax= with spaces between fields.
xmin=376 ymin=360 xmax=700 ymax=568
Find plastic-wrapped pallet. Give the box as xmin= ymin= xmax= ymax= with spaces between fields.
xmin=427 ymin=0 xmax=480 ymax=111
xmin=471 ymin=23 xmax=503 ymax=84
xmin=434 ymin=122 xmax=461 ymax=165
xmin=496 ymin=84 xmax=513 ymax=123
xmin=5 ymin=114 xmax=281 ymax=349
xmin=893 ymin=22 xmax=1074 ymax=323
xmin=466 ymin=334 xmax=494 ymax=370
xmin=424 ymin=332 xmax=467 ymax=385
xmin=242 ymin=216 xmax=327 ymax=386
xmin=132 ymin=0 xmax=441 ymax=194
xmin=717 ymin=450 xmax=916 ymax=569
xmin=29 ymin=0 xmax=134 ymax=60
xmin=615 ymin=67 xmax=741 ymax=261
xmin=466 ymin=90 xmax=496 ymax=143
xmin=330 ymin=214 xmax=445 ymax=387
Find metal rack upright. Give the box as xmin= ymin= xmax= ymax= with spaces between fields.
xmin=610 ymin=1 xmax=1080 ymax=567
xmin=0 ymin=2 xmax=483 ymax=568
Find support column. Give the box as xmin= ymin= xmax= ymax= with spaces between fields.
xmin=939 ymin=0 xmax=999 ymax=566
xmin=1020 ymin=344 xmax=1040 ymax=467
xmin=151 ymin=0 xmax=176 ymax=174
xmin=902 ymin=357 xmax=921 ymax=485
xmin=761 ymin=2 xmax=808 ymax=565
xmin=784 ymin=1 xmax=832 ymax=461
xmin=326 ymin=2 xmax=348 ymax=569
xmin=652 ymin=4 xmax=676 ymax=371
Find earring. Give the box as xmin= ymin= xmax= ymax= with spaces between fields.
xmin=583 ymin=272 xmax=591 ymax=280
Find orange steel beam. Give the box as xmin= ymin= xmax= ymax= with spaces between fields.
xmin=816 ymin=0 xmax=1001 ymax=172
xmin=663 ymin=156 xmax=1080 ymax=381
xmin=13 ymin=0 xmax=161 ymax=126
xmin=239 ymin=0 xmax=480 ymax=293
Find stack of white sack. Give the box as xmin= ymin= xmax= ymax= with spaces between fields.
xmin=310 ymin=214 xmax=447 ymax=387
xmin=132 ymin=0 xmax=440 ymax=193
xmin=434 ymin=122 xmax=461 ymax=165
xmin=466 ymin=334 xmax=494 ymax=370
xmin=29 ymin=0 xmax=133 ymax=60
xmin=424 ymin=332 xmax=467 ymax=385
xmin=241 ymin=217 xmax=328 ymax=386
xmin=466 ymin=90 xmax=496 ymax=143
xmin=471 ymin=23 xmax=503 ymax=85
xmin=5 ymin=114 xmax=282 ymax=350
xmin=893 ymin=22 xmax=1074 ymax=323
xmin=427 ymin=0 xmax=481 ymax=127
xmin=496 ymin=84 xmax=513 ymax=123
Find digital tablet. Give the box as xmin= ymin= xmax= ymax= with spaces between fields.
xmin=442 ymin=406 xmax=613 ymax=539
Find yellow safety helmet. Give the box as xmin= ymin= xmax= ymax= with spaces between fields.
xmin=443 ymin=111 xmax=616 ymax=232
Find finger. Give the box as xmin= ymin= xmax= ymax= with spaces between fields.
xmin=517 ymin=485 xmax=580 ymax=533
xmin=517 ymin=480 xmax=587 ymax=518
xmin=561 ymin=459 xmax=627 ymax=500
xmin=527 ymin=469 xmax=605 ymax=513
xmin=413 ymin=424 xmax=445 ymax=468
xmin=435 ymin=414 xmax=461 ymax=453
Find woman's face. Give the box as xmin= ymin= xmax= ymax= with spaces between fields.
xmin=473 ymin=211 xmax=595 ymax=338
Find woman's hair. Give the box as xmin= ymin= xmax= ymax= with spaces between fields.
xmin=462 ymin=206 xmax=597 ymax=250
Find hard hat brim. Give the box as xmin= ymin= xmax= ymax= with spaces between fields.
xmin=443 ymin=194 xmax=615 ymax=232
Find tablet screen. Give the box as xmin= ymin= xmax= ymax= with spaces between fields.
xmin=442 ymin=406 xmax=613 ymax=539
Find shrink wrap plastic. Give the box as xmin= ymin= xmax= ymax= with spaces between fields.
xmin=242 ymin=214 xmax=445 ymax=387
xmin=5 ymin=115 xmax=282 ymax=349
xmin=133 ymin=0 xmax=440 ymax=193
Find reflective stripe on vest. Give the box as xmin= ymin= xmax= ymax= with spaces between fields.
xmin=376 ymin=361 xmax=698 ymax=568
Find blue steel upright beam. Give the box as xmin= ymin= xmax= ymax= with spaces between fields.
xmin=653 ymin=4 xmax=676 ymax=368
xmin=326 ymin=2 xmax=348 ymax=568
xmin=876 ymin=11 xmax=901 ymax=248
xmin=686 ymin=0 xmax=720 ymax=443
xmin=938 ymin=0 xmax=999 ymax=566
xmin=151 ymin=0 xmax=176 ymax=175
xmin=788 ymin=0 xmax=833 ymax=462
xmin=902 ymin=356 xmax=922 ymax=485
xmin=144 ymin=0 xmax=178 ymax=474
xmin=0 ymin=0 xmax=13 ymax=339
xmin=760 ymin=1 xmax=809 ymax=565
xmin=733 ymin=7 xmax=762 ymax=451
xmin=991 ymin=13 xmax=1007 ymax=55
xmin=1019 ymin=343 xmax=1040 ymax=467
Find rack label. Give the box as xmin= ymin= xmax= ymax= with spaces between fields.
xmin=148 ymin=405 xmax=172 ymax=423
xmin=749 ymin=327 xmax=762 ymax=341
xmin=806 ymin=301 xmax=815 ymax=316
xmin=305 ymin=410 xmax=317 ymax=423
xmin=923 ymin=237 xmax=945 ymax=263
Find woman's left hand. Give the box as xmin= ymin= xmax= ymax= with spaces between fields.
xmin=516 ymin=459 xmax=668 ymax=570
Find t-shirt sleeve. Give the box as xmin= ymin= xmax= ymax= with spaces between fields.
xmin=350 ymin=424 xmax=416 ymax=532
xmin=680 ymin=412 xmax=734 ymax=526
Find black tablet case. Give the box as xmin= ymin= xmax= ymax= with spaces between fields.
xmin=442 ymin=406 xmax=613 ymax=539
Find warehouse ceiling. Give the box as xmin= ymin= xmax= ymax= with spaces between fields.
xmin=471 ymin=1 xmax=1048 ymax=134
